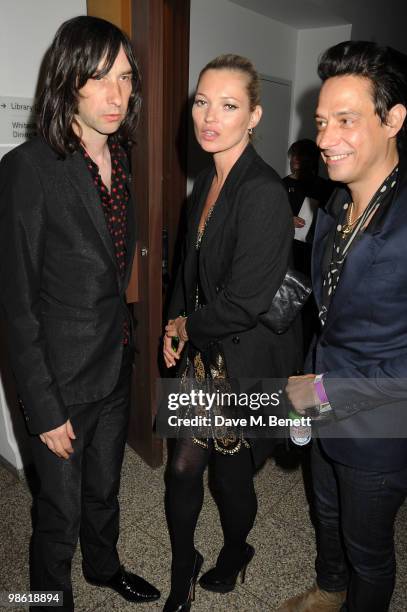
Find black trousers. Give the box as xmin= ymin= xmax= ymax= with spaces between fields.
xmin=29 ymin=349 xmax=132 ymax=611
xmin=312 ymin=440 xmax=407 ymax=612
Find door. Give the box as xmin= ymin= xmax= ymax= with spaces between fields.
xmin=254 ymin=75 xmax=292 ymax=177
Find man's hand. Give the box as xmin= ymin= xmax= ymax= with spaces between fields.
xmin=39 ymin=419 xmax=76 ymax=459
xmin=294 ymin=216 xmax=306 ymax=228
xmin=163 ymin=318 xmax=187 ymax=368
xmin=286 ymin=374 xmax=319 ymax=415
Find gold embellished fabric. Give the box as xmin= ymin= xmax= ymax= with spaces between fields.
xmin=179 ymin=347 xmax=249 ymax=455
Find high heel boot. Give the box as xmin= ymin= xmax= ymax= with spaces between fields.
xmin=163 ymin=550 xmax=204 ymax=611
xmin=199 ymin=543 xmax=254 ymax=593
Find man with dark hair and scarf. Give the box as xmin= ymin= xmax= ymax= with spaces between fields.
xmin=276 ymin=41 xmax=407 ymax=612
xmin=0 ymin=16 xmax=159 ymax=610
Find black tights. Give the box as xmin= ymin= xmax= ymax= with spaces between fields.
xmin=165 ymin=438 xmax=257 ymax=599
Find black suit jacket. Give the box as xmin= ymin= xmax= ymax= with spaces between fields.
xmin=169 ymin=144 xmax=301 ymax=463
xmin=0 ymin=137 xmax=136 ymax=434
xmin=309 ymin=157 xmax=407 ymax=471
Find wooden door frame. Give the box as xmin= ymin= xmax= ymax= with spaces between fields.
xmin=128 ymin=0 xmax=190 ymax=467
xmin=162 ymin=1 xmax=191 ymax=281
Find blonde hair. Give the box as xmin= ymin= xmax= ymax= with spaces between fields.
xmin=197 ymin=54 xmax=260 ymax=111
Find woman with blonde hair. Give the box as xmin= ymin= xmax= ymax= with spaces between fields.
xmin=163 ymin=54 xmax=300 ymax=611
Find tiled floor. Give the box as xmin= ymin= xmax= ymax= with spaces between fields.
xmin=1 ymin=445 xmax=406 ymax=611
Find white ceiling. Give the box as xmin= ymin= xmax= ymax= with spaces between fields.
xmin=229 ymin=0 xmax=350 ymax=29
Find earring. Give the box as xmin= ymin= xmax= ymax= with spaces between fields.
xmin=248 ymin=127 xmax=253 ymax=135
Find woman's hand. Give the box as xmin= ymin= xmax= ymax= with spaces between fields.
xmin=163 ymin=317 xmax=188 ymax=368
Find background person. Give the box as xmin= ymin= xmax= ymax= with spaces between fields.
xmin=283 ymin=139 xmax=335 ymax=356
xmin=283 ymin=138 xmax=334 ymax=275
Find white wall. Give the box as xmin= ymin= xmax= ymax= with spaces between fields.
xmin=289 ymin=24 xmax=352 ymax=144
xmin=0 ymin=0 xmax=86 ymax=97
xmin=315 ymin=0 xmax=407 ymax=54
xmin=189 ymin=0 xmax=298 ymax=93
xmin=0 ymin=0 xmax=86 ymax=471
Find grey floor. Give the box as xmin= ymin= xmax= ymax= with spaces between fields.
xmin=1 ymin=445 xmax=406 ymax=611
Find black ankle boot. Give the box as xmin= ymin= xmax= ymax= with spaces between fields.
xmin=163 ymin=550 xmax=204 ymax=611
xmin=199 ymin=544 xmax=254 ymax=593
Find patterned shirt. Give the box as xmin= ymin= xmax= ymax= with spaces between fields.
xmin=80 ymin=140 xmax=130 ymax=344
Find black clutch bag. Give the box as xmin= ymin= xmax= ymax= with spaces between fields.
xmin=260 ymin=268 xmax=312 ymax=334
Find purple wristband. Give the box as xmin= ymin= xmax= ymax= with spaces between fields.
xmin=314 ymin=375 xmax=329 ymax=404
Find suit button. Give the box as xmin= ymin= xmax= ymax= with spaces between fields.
xmin=232 ymin=336 xmax=240 ymax=344
xmin=215 ymin=286 xmax=220 ymax=293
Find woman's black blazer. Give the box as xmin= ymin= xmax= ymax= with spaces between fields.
xmin=169 ymin=144 xmax=301 ymax=464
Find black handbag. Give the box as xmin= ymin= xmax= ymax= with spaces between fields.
xmin=260 ymin=268 xmax=312 ymax=334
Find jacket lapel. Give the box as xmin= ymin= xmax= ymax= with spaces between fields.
xmin=123 ymin=190 xmax=136 ymax=291
xmin=322 ymin=232 xmax=385 ymax=333
xmin=64 ymin=150 xmax=117 ymax=269
xmin=200 ymin=144 xmax=257 ymax=254
xmin=122 ymin=163 xmax=136 ymax=290
xmin=316 ymin=161 xmax=407 ymax=334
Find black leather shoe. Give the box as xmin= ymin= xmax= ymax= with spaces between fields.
xmin=163 ymin=550 xmax=204 ymax=611
xmin=84 ymin=565 xmax=160 ymax=602
xmin=199 ymin=544 xmax=254 ymax=593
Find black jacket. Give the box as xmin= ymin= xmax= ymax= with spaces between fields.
xmin=0 ymin=136 xmax=136 ymax=434
xmin=169 ymin=144 xmax=301 ymax=464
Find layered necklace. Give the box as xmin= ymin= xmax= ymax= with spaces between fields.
xmin=338 ymin=164 xmax=399 ymax=252
xmin=340 ymin=202 xmax=365 ymax=238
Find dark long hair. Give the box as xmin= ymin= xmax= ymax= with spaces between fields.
xmin=37 ymin=16 xmax=141 ymax=157
xmin=318 ymin=41 xmax=407 ymax=152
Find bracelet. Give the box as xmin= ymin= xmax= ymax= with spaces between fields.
xmin=314 ymin=374 xmax=329 ymax=404
xmin=308 ymin=374 xmax=333 ymax=420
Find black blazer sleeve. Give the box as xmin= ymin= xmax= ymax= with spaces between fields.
xmin=186 ymin=179 xmax=293 ymax=350
xmin=0 ymin=149 xmax=68 ymax=434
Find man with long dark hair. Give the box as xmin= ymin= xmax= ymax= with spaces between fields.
xmin=277 ymin=42 xmax=407 ymax=612
xmin=0 ymin=16 xmax=159 ymax=609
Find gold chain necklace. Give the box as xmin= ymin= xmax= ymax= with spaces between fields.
xmin=340 ymin=202 xmax=364 ymax=238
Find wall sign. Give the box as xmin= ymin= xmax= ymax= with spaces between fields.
xmin=0 ymin=95 xmax=37 ymax=159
